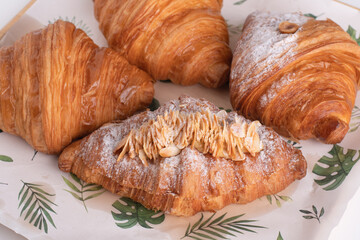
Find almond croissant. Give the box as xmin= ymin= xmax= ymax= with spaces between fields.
xmin=230 ymin=12 xmax=360 ymax=144
xmin=0 ymin=20 xmax=154 ymax=154
xmin=93 ymin=0 xmax=232 ymax=88
xmin=58 ymin=96 xmax=306 ymax=216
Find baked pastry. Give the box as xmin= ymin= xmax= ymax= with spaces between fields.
xmin=59 ymin=96 xmax=306 ymax=216
xmin=0 ymin=20 xmax=154 ymax=154
xmin=230 ymin=12 xmax=360 ymax=144
xmin=93 ymin=0 xmax=232 ymax=88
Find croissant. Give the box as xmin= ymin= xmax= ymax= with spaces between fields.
xmin=93 ymin=0 xmax=232 ymax=88
xmin=0 ymin=20 xmax=154 ymax=154
xmin=230 ymin=12 xmax=360 ymax=144
xmin=58 ymin=96 xmax=307 ymax=216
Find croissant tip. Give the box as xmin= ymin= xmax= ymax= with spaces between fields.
xmin=201 ymin=63 xmax=230 ymax=88
xmin=58 ymin=140 xmax=82 ymax=172
xmin=293 ymin=149 xmax=308 ymax=179
xmin=313 ymin=117 xmax=349 ymax=144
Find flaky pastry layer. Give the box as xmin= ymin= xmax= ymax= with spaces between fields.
xmin=59 ymin=96 xmax=307 ymax=216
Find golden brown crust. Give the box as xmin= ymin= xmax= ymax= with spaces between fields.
xmin=0 ymin=20 xmax=154 ymax=154
xmin=230 ymin=12 xmax=360 ymax=144
xmin=58 ymin=96 xmax=307 ymax=216
xmin=93 ymin=0 xmax=232 ymax=88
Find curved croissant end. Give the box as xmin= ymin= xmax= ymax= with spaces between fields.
xmin=230 ymin=12 xmax=360 ymax=144
xmin=0 ymin=20 xmax=154 ymax=154
xmin=94 ymin=0 xmax=232 ymax=88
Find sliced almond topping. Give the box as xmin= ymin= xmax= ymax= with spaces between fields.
xmin=159 ymin=145 xmax=181 ymax=158
xmin=194 ymin=141 xmax=205 ymax=153
xmin=279 ymin=21 xmax=299 ymax=34
xmin=115 ymin=109 xmax=263 ymax=166
xmin=138 ymin=149 xmax=148 ymax=167
xmin=230 ymin=122 xmax=247 ymax=138
xmin=216 ymin=110 xmax=228 ymax=120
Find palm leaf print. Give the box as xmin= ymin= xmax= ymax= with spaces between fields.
xmin=181 ymin=212 xmax=265 ymax=239
xmin=266 ymin=194 xmax=292 ymax=207
xmin=313 ymin=144 xmax=360 ymax=190
xmin=299 ymin=205 xmax=325 ymax=223
xmin=286 ymin=140 xmax=302 ymax=149
xmin=18 ymin=181 xmax=57 ymax=233
xmin=0 ymin=154 xmax=13 ymax=185
xmin=350 ymin=105 xmax=360 ymax=133
xmin=304 ymin=13 xmax=324 ymax=19
xmin=49 ymin=16 xmax=92 ymax=36
xmin=347 ymin=25 xmax=360 ymax=45
xmin=0 ymin=155 xmax=12 ymax=162
xmin=30 ymin=150 xmax=38 ymax=161
xmin=148 ymin=98 xmax=160 ymax=111
xmin=112 ymin=197 xmax=165 ymax=229
xmin=226 ymin=20 xmax=243 ymax=35
xmin=277 ymin=232 xmax=284 ymax=240
xmin=218 ymin=107 xmax=232 ymax=113
xmin=159 ymin=79 xmax=171 ymax=83
xmin=62 ymin=173 xmax=106 ymax=212
xmin=234 ymin=0 xmax=247 ymax=5
xmin=304 ymin=13 xmax=317 ymax=19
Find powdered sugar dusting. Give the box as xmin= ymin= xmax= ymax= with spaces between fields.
xmin=259 ymin=72 xmax=297 ymax=108
xmin=79 ymin=95 xmax=292 ymax=181
xmin=68 ymin=96 xmax=306 ymax=214
xmin=78 ymin=96 xmax=226 ymax=176
xmin=230 ymin=11 xmax=310 ymax=102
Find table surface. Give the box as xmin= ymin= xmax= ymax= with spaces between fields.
xmin=0 ymin=0 xmax=33 ymax=30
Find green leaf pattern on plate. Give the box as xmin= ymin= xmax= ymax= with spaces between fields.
xmin=350 ymin=105 xmax=360 ymax=133
xmin=347 ymin=25 xmax=360 ymax=45
xmin=111 ymin=197 xmax=165 ymax=229
xmin=181 ymin=212 xmax=265 ymax=239
xmin=159 ymin=79 xmax=171 ymax=83
xmin=0 ymin=154 xmax=13 ymax=185
xmin=304 ymin=13 xmax=318 ymax=19
xmin=30 ymin=150 xmax=38 ymax=161
xmin=286 ymin=140 xmax=302 ymax=149
xmin=0 ymin=4 xmax=359 ymax=239
xmin=62 ymin=173 xmax=105 ymax=212
xmin=18 ymin=181 xmax=57 ymax=233
xmin=234 ymin=0 xmax=247 ymax=5
xmin=226 ymin=21 xmax=243 ymax=35
xmin=218 ymin=106 xmax=232 ymax=113
xmin=299 ymin=205 xmax=325 ymax=223
xmin=277 ymin=231 xmax=284 ymax=240
xmin=148 ymin=98 xmax=160 ymax=111
xmin=49 ymin=16 xmax=92 ymax=36
xmin=313 ymin=144 xmax=360 ymax=191
xmin=0 ymin=155 xmax=13 ymax=162
xmin=266 ymin=194 xmax=292 ymax=207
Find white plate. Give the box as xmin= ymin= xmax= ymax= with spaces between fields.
xmin=1 ymin=0 xmax=360 ymax=239
xmin=334 ymin=0 xmax=360 ymax=10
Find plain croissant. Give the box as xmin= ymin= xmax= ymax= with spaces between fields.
xmin=93 ymin=0 xmax=232 ymax=88
xmin=230 ymin=12 xmax=360 ymax=144
xmin=58 ymin=96 xmax=307 ymax=216
xmin=0 ymin=20 xmax=154 ymax=154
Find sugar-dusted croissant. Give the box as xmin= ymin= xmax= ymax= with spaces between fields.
xmin=58 ymin=96 xmax=306 ymax=216
xmin=230 ymin=12 xmax=360 ymax=144
xmin=93 ymin=0 xmax=232 ymax=88
xmin=0 ymin=20 xmax=154 ymax=154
